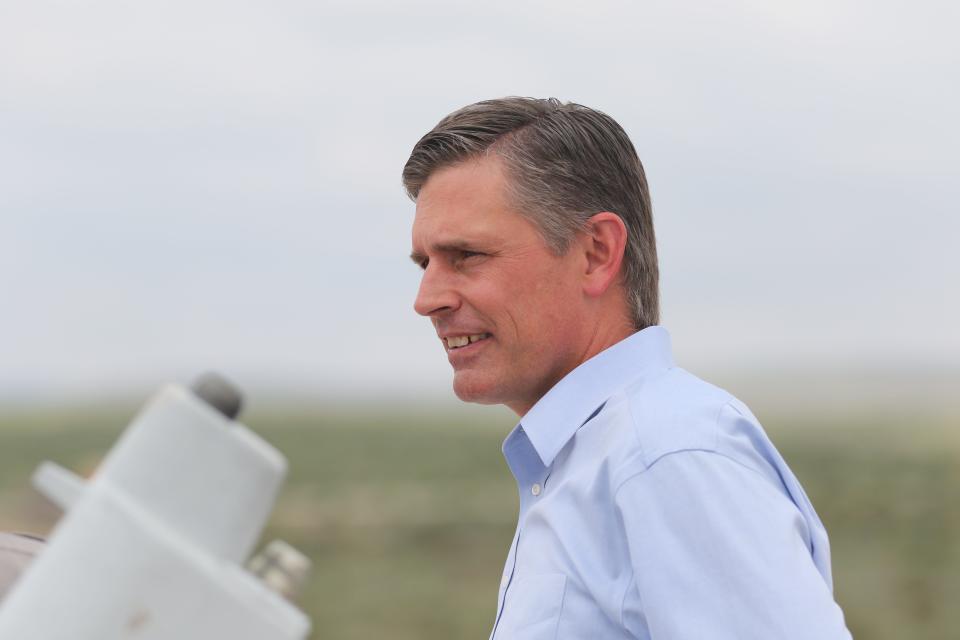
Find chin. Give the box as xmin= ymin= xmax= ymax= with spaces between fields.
xmin=452 ymin=373 xmax=504 ymax=406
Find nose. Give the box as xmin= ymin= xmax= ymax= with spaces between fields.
xmin=414 ymin=263 xmax=461 ymax=317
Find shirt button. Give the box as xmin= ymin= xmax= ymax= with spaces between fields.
xmin=531 ymin=483 xmax=542 ymax=497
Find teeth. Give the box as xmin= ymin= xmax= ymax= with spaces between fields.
xmin=445 ymin=334 xmax=489 ymax=349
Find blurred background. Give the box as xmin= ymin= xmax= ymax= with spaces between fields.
xmin=0 ymin=0 xmax=956 ymax=638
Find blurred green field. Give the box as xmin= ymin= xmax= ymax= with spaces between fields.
xmin=0 ymin=404 xmax=957 ymax=639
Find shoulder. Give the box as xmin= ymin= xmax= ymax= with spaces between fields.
xmin=619 ymin=366 xmax=732 ymax=463
xmin=603 ymin=367 xmax=779 ymax=487
xmin=626 ymin=367 xmax=732 ymax=460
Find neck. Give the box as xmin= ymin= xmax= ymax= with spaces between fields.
xmin=508 ymin=311 xmax=637 ymax=417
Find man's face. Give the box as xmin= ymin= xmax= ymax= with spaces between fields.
xmin=411 ymin=156 xmax=589 ymax=415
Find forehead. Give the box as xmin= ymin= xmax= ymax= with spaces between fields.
xmin=411 ymin=157 xmax=535 ymax=248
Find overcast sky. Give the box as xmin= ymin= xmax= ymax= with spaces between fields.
xmin=1 ymin=0 xmax=956 ymax=403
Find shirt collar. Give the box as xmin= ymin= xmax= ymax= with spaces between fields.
xmin=515 ymin=326 xmax=674 ymax=467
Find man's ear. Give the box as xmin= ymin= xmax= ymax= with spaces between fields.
xmin=580 ymin=212 xmax=628 ymax=298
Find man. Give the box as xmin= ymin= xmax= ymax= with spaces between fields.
xmin=404 ymin=97 xmax=851 ymax=639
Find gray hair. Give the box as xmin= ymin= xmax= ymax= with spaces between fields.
xmin=402 ymin=97 xmax=659 ymax=329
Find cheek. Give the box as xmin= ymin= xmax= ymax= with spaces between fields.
xmin=476 ymin=256 xmax=580 ymax=340
xmin=536 ymin=274 xmax=586 ymax=341
xmin=516 ymin=281 xmax=580 ymax=346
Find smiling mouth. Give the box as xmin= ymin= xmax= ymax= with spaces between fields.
xmin=444 ymin=333 xmax=492 ymax=349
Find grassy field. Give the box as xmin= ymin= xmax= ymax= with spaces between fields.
xmin=0 ymin=404 xmax=956 ymax=639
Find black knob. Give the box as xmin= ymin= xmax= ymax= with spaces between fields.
xmin=191 ymin=372 xmax=244 ymax=420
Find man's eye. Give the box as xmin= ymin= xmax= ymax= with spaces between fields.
xmin=418 ymin=258 xmax=429 ymax=270
xmin=459 ymin=250 xmax=483 ymax=261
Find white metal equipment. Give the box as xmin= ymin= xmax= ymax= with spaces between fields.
xmin=0 ymin=381 xmax=311 ymax=639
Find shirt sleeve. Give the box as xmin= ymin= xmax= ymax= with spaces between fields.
xmin=614 ymin=450 xmax=851 ymax=640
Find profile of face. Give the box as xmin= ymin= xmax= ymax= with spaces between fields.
xmin=411 ymin=156 xmax=591 ymax=416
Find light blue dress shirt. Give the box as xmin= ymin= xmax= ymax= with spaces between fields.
xmin=491 ymin=327 xmax=851 ymax=639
